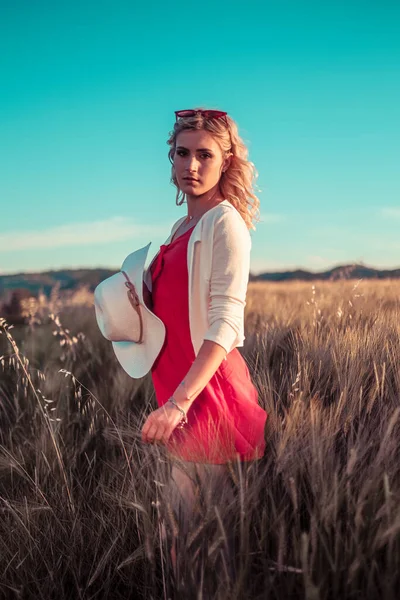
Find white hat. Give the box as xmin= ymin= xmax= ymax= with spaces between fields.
xmin=93 ymin=243 xmax=165 ymax=378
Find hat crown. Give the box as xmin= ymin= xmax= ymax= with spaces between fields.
xmin=93 ymin=243 xmax=166 ymax=378
xmin=94 ymin=273 xmax=142 ymax=342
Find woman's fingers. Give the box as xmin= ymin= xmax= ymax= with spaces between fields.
xmin=163 ymin=422 xmax=177 ymax=443
xmin=143 ymin=422 xmax=157 ymax=443
xmin=142 ymin=404 xmax=185 ymax=444
xmin=143 ymin=421 xmax=168 ymax=444
xmin=156 ymin=423 xmax=168 ymax=444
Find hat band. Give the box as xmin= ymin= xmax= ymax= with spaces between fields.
xmin=121 ymin=270 xmax=144 ymax=344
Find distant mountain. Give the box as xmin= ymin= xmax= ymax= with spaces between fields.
xmin=249 ymin=263 xmax=400 ymax=282
xmin=0 ymin=262 xmax=399 ymax=301
xmin=0 ymin=268 xmax=117 ymax=300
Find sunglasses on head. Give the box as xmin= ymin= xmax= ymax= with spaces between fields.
xmin=175 ymin=109 xmax=228 ymax=126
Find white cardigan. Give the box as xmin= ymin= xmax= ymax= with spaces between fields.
xmin=143 ymin=199 xmax=252 ymax=356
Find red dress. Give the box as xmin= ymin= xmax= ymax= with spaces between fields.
xmin=150 ymin=225 xmax=267 ymax=464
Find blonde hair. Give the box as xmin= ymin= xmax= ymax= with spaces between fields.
xmin=167 ymin=107 xmax=261 ymax=231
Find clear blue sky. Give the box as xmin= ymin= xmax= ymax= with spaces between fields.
xmin=1 ymin=0 xmax=399 ymax=275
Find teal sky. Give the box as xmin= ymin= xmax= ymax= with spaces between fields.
xmin=1 ymin=0 xmax=399 ymax=275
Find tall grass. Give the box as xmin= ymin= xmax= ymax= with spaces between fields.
xmin=0 ymin=279 xmax=399 ymax=599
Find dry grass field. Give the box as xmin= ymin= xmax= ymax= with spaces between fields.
xmin=0 ymin=279 xmax=399 ymax=599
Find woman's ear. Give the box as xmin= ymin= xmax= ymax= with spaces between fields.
xmin=222 ymin=153 xmax=233 ymax=173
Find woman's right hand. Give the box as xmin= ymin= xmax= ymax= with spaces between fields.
xmin=141 ymin=401 xmax=185 ymax=444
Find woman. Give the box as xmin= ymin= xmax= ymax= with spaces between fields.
xmin=140 ymin=108 xmax=267 ymax=581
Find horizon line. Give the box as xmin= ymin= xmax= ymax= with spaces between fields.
xmin=1 ymin=260 xmax=400 ymax=279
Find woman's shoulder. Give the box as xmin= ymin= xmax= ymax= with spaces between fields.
xmin=207 ymin=200 xmax=250 ymax=236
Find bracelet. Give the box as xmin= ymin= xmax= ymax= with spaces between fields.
xmin=168 ymin=396 xmax=188 ymax=428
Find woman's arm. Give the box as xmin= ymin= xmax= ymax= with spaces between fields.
xmin=204 ymin=210 xmax=251 ymax=350
xmin=170 ymin=339 xmax=227 ymax=410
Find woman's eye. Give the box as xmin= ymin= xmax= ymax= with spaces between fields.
xmin=176 ymin=150 xmax=211 ymax=159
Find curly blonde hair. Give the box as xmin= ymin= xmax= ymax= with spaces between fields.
xmin=167 ymin=107 xmax=261 ymax=231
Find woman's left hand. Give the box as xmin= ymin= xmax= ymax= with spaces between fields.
xmin=141 ymin=401 xmax=185 ymax=444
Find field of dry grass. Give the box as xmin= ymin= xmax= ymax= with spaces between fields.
xmin=0 ymin=279 xmax=399 ymax=599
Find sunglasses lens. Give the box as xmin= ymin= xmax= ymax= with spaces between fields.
xmin=176 ymin=110 xmax=195 ymax=118
xmin=205 ymin=110 xmax=223 ymax=118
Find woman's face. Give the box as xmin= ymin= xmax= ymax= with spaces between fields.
xmin=173 ymin=129 xmax=228 ymax=196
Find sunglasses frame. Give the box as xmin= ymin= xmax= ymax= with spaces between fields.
xmin=175 ymin=109 xmax=228 ymax=126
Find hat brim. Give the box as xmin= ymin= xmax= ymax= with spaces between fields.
xmin=111 ymin=302 xmax=166 ymax=378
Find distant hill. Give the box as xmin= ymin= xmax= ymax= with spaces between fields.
xmin=0 ymin=262 xmax=399 ymax=301
xmin=0 ymin=268 xmax=116 ymax=301
xmin=248 ymin=263 xmax=400 ymax=282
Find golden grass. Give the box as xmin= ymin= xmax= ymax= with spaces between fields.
xmin=0 ymin=278 xmax=399 ymax=599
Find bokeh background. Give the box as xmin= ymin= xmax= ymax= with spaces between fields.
xmin=1 ymin=0 xmax=399 ymax=275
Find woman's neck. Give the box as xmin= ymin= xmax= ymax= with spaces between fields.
xmin=186 ymin=186 xmax=224 ymax=219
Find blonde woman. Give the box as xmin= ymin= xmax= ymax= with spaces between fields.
xmin=140 ymin=108 xmax=268 ymax=581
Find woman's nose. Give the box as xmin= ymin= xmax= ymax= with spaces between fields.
xmin=186 ymin=155 xmax=199 ymax=170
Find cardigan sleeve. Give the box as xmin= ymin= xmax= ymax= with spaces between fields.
xmin=203 ymin=208 xmax=251 ymax=353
